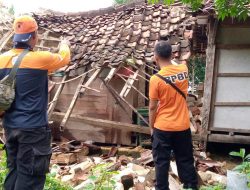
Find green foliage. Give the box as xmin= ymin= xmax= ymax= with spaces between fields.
xmin=229 ymin=148 xmax=248 ymax=162
xmin=44 ymin=173 xmax=73 ymax=190
xmin=0 ymin=146 xmax=8 ymax=190
xmin=199 ymin=184 xmax=226 ymax=190
xmin=114 ymin=0 xmax=132 ymax=4
xmin=188 ymin=56 xmax=206 ymax=84
xmin=229 ymin=148 xmax=250 ymax=187
xmin=83 ymin=163 xmax=119 ymax=190
xmin=0 ymin=145 xmax=73 ymax=190
xmin=8 ymin=4 xmax=14 ymax=15
xmin=147 ymin=0 xmax=250 ymax=20
xmin=214 ymin=0 xmax=249 ymax=20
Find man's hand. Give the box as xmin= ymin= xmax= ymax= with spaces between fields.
xmin=149 ymin=99 xmax=158 ymax=136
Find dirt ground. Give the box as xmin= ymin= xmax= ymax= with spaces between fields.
xmin=207 ymin=142 xmax=249 ymax=170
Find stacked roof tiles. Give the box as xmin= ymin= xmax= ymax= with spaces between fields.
xmin=34 ymin=3 xmax=197 ymax=69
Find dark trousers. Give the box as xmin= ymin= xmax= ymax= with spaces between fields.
xmin=152 ymin=128 xmax=198 ymax=190
xmin=4 ymin=126 xmax=52 ymax=190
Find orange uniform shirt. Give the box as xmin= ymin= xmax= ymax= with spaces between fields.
xmin=149 ymin=64 xmax=190 ymax=131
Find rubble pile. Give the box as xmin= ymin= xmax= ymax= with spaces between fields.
xmin=50 ymin=139 xmax=227 ymax=190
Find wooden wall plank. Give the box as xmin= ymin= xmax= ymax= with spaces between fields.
xmin=218 ymin=73 xmax=250 ymax=77
xmin=201 ymin=18 xmax=218 ymax=140
xmin=217 ymin=28 xmax=250 ymax=44
xmin=208 ymin=134 xmax=250 ymax=144
xmin=215 ymin=77 xmax=250 ymax=102
xmin=212 ymin=106 xmax=250 ymax=130
xmin=60 ymin=68 xmax=101 ymax=130
xmin=217 ymin=49 xmax=250 ymax=73
xmin=215 ymin=102 xmax=250 ymax=106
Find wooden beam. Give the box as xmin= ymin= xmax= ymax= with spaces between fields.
xmin=0 ymin=31 xmax=14 ymax=52
xmin=107 ymin=84 xmax=150 ymax=126
xmin=214 ymin=102 xmax=250 ymax=106
xmin=208 ymin=134 xmax=250 ymax=144
xmin=38 ymin=31 xmax=50 ymax=51
xmin=104 ymin=67 xmax=117 ymax=83
xmin=120 ymin=70 xmax=139 ymax=98
xmin=39 ymin=37 xmax=61 ymax=42
xmin=217 ymin=44 xmax=250 ymax=49
xmin=201 ymin=17 xmax=218 ymax=149
xmin=60 ymin=68 xmax=101 ymax=131
xmin=102 ymin=79 xmax=133 ymax=122
xmin=122 ymin=66 xmax=150 ymax=82
xmin=48 ymin=73 xmax=68 ymax=119
xmin=53 ymin=112 xmax=200 ymax=141
xmin=210 ymin=127 xmax=250 ymax=134
xmin=54 ymin=112 xmax=150 ymax=135
xmin=220 ymin=18 xmax=250 ymax=28
xmin=116 ymin=73 xmax=148 ymax=100
xmin=218 ymin=73 xmax=250 ymax=77
xmin=137 ymin=68 xmax=146 ymax=107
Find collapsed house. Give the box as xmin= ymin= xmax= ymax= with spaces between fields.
xmin=0 ymin=1 xmax=207 ymax=145
xmin=0 ymin=2 xmax=244 ymax=189
xmin=3 ymin=0 xmax=248 ymax=146
xmin=29 ymin=1 xmax=206 ymax=145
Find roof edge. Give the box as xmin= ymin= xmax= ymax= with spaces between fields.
xmin=36 ymin=0 xmax=146 ymax=17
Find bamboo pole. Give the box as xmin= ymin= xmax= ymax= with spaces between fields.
xmin=120 ymin=70 xmax=139 ymax=98
xmin=106 ymin=84 xmax=149 ymax=127
xmin=48 ymin=73 xmax=68 ymax=119
xmin=60 ymin=68 xmax=101 ymax=131
xmin=101 ymin=79 xmax=133 ymax=122
xmin=121 ymin=66 xmax=150 ymax=82
xmin=144 ymin=63 xmax=159 ymax=72
xmin=116 ymin=74 xmax=148 ymax=100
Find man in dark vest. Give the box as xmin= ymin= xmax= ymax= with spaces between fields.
xmin=0 ymin=15 xmax=71 ymax=190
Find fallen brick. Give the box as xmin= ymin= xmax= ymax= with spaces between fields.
xmin=70 ymin=159 xmax=94 ymax=174
xmin=56 ymin=153 xmax=77 ymax=165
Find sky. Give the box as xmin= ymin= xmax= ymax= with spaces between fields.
xmin=2 ymin=0 xmax=114 ymax=15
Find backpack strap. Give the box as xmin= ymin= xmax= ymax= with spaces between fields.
xmin=5 ymin=49 xmax=29 ymax=83
xmin=155 ymin=73 xmax=186 ymax=99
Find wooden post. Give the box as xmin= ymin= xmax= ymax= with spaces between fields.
xmin=120 ymin=70 xmax=139 ymax=98
xmin=192 ymin=63 xmax=195 ymax=94
xmin=116 ymin=74 xmax=148 ymax=100
xmin=60 ymin=68 xmax=101 ymax=131
xmin=201 ymin=17 xmax=218 ymax=149
xmin=102 ymin=79 xmax=133 ymax=122
xmin=137 ymin=66 xmax=146 ymax=108
xmin=53 ymin=112 xmax=151 ymax=135
xmin=48 ymin=73 xmax=68 ymax=119
xmin=106 ymin=84 xmax=149 ymax=126
xmin=38 ymin=31 xmax=50 ymax=51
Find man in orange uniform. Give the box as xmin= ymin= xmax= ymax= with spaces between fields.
xmin=149 ymin=41 xmax=198 ymax=190
xmin=0 ymin=16 xmax=70 ymax=190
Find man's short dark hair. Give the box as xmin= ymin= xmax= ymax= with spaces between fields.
xmin=154 ymin=41 xmax=172 ymax=60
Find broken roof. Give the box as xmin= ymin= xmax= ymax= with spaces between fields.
xmin=33 ymin=2 xmax=198 ymax=69
xmin=0 ymin=4 xmax=13 ymax=39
